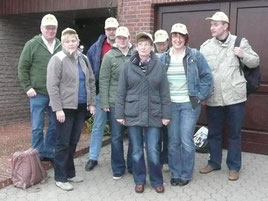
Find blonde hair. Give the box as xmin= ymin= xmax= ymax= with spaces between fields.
xmin=61 ymin=33 xmax=79 ymax=44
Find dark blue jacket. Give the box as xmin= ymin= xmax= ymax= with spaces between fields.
xmin=160 ymin=47 xmax=213 ymax=108
xmin=86 ymin=34 xmax=107 ymax=81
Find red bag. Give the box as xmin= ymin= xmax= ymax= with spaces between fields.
xmin=11 ymin=148 xmax=47 ymax=189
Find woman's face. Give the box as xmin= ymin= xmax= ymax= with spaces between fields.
xmin=171 ymin=33 xmax=186 ymax=50
xmin=137 ymin=40 xmax=152 ymax=58
xmin=62 ymin=34 xmax=79 ymax=54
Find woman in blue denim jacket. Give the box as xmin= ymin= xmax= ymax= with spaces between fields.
xmin=160 ymin=23 xmax=212 ymax=186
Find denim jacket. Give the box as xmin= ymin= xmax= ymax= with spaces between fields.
xmin=160 ymin=47 xmax=213 ymax=108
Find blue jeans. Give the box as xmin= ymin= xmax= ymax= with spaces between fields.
xmin=108 ymin=107 xmax=132 ymax=175
xmin=168 ymin=102 xmax=201 ymax=180
xmin=54 ymin=104 xmax=86 ymax=182
xmin=30 ymin=92 xmax=56 ymax=159
xmin=88 ymin=95 xmax=107 ymax=160
xmin=128 ymin=126 xmax=163 ymax=187
xmin=206 ymin=102 xmax=245 ymax=171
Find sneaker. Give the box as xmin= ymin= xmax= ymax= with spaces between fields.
xmin=67 ymin=176 xmax=84 ymax=183
xmin=85 ymin=159 xmax=98 ymax=171
xmin=113 ymin=174 xmax=122 ymax=180
xmin=162 ymin=164 xmax=169 ymax=172
xmin=228 ymin=170 xmax=239 ymax=181
xmin=55 ymin=181 xmax=73 ymax=191
xmin=199 ymin=164 xmax=221 ymax=174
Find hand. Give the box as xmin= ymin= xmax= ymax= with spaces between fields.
xmin=233 ymin=47 xmax=244 ymax=59
xmin=162 ymin=119 xmax=170 ymax=126
xmin=103 ymin=107 xmax=110 ymax=112
xmin=116 ymin=119 xmax=125 ymax=125
xmin=26 ymin=88 xmax=37 ymax=98
xmin=56 ymin=110 xmax=65 ymax=123
xmin=88 ymin=105 xmax=96 ymax=115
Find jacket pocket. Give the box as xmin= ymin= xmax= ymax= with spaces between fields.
xmin=150 ymin=96 xmax=162 ymax=117
xmin=231 ymin=79 xmax=246 ymax=100
xmin=125 ymin=95 xmax=139 ymax=117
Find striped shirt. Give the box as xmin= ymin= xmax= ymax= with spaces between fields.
xmin=167 ymin=47 xmax=190 ymax=103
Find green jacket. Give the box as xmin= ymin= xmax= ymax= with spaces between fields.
xmin=99 ymin=44 xmax=134 ymax=108
xmin=18 ymin=35 xmax=61 ymax=94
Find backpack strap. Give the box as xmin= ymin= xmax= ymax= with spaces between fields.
xmin=234 ymin=36 xmax=244 ymax=75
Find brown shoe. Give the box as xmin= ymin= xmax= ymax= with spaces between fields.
xmin=154 ymin=186 xmax=165 ymax=193
xmin=228 ymin=170 xmax=239 ymax=181
xmin=135 ymin=185 xmax=144 ymax=193
xmin=199 ymin=165 xmax=221 ymax=174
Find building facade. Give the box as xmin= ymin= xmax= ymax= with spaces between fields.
xmin=0 ymin=0 xmax=267 ymax=154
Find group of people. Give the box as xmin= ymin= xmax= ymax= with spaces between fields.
xmin=17 ymin=11 xmax=259 ymax=193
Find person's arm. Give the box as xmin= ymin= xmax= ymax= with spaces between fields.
xmin=159 ymin=63 xmax=171 ymax=123
xmin=196 ymin=51 xmax=213 ymax=101
xmin=237 ymin=38 xmax=260 ymax=68
xmin=115 ymin=63 xmax=128 ymax=121
xmin=18 ymin=40 xmax=37 ymax=97
xmin=99 ymin=53 xmax=112 ymax=111
xmin=46 ymin=56 xmax=62 ymax=112
xmin=84 ymin=56 xmax=96 ymax=107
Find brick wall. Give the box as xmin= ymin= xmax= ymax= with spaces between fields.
xmin=117 ymin=0 xmax=205 ymax=42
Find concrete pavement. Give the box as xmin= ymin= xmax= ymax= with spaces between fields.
xmin=0 ymin=142 xmax=268 ymax=201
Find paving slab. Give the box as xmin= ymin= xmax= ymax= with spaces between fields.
xmin=0 ymin=142 xmax=267 ymax=201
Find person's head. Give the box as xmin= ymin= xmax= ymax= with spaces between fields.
xmin=115 ymin=26 xmax=130 ymax=50
xmin=154 ymin=29 xmax=169 ymax=53
xmin=206 ymin=12 xmax=229 ymax=39
xmin=61 ymin=28 xmax=79 ymax=54
xmin=40 ymin=14 xmax=58 ymax=42
xmin=136 ymin=32 xmax=154 ymax=59
xmin=170 ymin=23 xmax=189 ymax=50
xmin=104 ymin=17 xmax=119 ymax=43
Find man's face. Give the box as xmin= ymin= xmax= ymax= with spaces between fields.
xmin=210 ymin=21 xmax=228 ymax=38
xmin=105 ymin=28 xmax=117 ymax=42
xmin=155 ymin=41 xmax=169 ymax=53
xmin=40 ymin=25 xmax=57 ymax=41
xmin=115 ymin=36 xmax=130 ymax=49
xmin=137 ymin=40 xmax=152 ymax=58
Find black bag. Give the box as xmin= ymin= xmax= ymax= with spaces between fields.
xmin=234 ymin=36 xmax=261 ymax=95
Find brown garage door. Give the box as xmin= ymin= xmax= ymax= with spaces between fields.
xmin=156 ymin=0 xmax=268 ymax=154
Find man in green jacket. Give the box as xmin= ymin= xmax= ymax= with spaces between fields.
xmin=99 ymin=26 xmax=134 ymax=179
xmin=18 ymin=14 xmax=61 ymax=162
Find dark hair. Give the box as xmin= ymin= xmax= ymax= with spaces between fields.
xmin=171 ymin=32 xmax=189 ymax=45
xmin=137 ymin=36 xmax=153 ymax=46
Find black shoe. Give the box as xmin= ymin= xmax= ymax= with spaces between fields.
xmin=178 ymin=179 xmax=189 ymax=186
xmin=170 ymin=178 xmax=181 ymax=186
xmin=85 ymin=160 xmax=98 ymax=171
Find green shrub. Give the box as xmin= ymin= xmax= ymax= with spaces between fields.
xmin=85 ymin=116 xmax=110 ymax=136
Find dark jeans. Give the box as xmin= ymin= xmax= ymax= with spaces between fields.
xmin=108 ymin=107 xmax=132 ymax=175
xmin=206 ymin=102 xmax=245 ymax=171
xmin=128 ymin=126 xmax=163 ymax=187
xmin=54 ymin=104 xmax=86 ymax=182
xmin=159 ymin=126 xmax=168 ymax=165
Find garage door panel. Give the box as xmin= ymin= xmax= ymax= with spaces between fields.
xmin=156 ymin=0 xmax=268 ymax=154
xmin=157 ymin=2 xmax=229 ymax=48
xmin=231 ymin=4 xmax=268 ymax=93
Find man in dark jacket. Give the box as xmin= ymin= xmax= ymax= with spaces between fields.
xmin=85 ymin=17 xmax=119 ymax=171
xmin=18 ymin=14 xmax=61 ymax=161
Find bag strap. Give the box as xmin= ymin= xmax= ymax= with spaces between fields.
xmin=82 ymin=54 xmax=90 ymax=69
xmin=234 ymin=36 xmax=244 ymax=75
